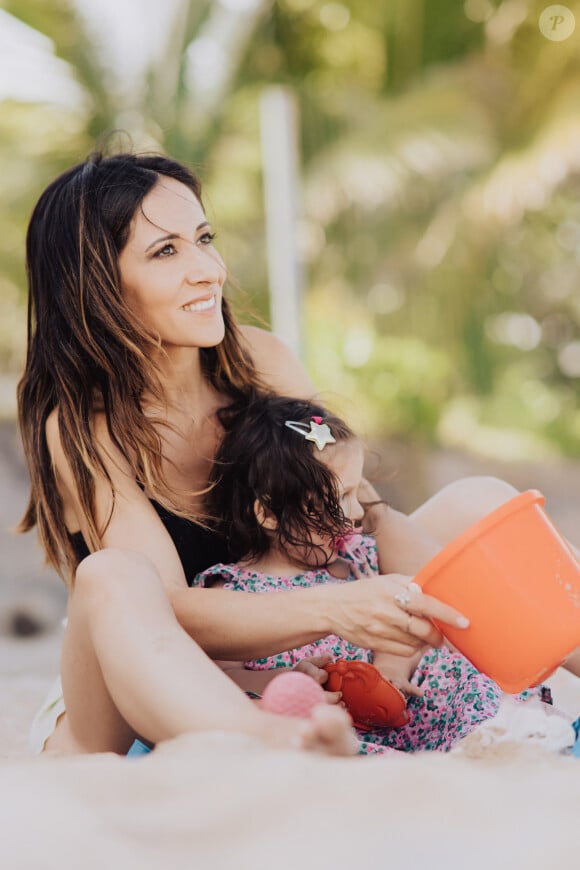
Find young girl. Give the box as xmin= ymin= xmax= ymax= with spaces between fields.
xmin=195 ymin=394 xmax=575 ymax=754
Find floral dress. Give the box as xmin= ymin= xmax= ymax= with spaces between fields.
xmin=194 ymin=536 xmax=549 ymax=755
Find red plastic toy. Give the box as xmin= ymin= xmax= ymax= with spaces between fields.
xmin=324 ymin=660 xmax=409 ymax=731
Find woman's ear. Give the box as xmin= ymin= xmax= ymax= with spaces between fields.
xmin=254 ymin=499 xmax=278 ymax=531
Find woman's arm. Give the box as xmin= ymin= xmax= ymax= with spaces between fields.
xmin=180 ymin=330 xmax=467 ymax=657
xmin=50 ymin=407 xmax=465 ymax=661
xmin=47 ymin=410 xmax=188 ymax=595
xmin=171 ymin=573 xmax=468 ymax=660
xmin=50 ymin=401 xmax=465 ymax=661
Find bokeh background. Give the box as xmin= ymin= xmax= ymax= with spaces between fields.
xmin=3 ymin=0 xmax=580 ymax=643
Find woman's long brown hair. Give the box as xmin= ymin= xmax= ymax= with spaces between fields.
xmin=17 ymin=152 xmax=264 ymax=580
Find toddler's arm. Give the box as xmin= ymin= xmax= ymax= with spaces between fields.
xmin=373 ymin=649 xmax=424 ymax=697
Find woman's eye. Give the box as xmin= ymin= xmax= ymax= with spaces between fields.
xmin=154 ymin=243 xmax=176 ymax=258
xmin=199 ymin=232 xmax=217 ymax=245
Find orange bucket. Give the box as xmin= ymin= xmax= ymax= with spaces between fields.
xmin=414 ymin=489 xmax=580 ymax=693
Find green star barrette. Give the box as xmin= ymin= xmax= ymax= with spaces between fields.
xmin=284 ymin=416 xmax=337 ymax=451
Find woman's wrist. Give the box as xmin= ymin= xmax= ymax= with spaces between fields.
xmin=304 ymin=583 xmax=335 ymax=637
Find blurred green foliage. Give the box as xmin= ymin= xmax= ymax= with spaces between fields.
xmin=3 ymin=0 xmax=580 ymax=459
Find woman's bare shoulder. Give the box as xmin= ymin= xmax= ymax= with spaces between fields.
xmin=45 ymin=406 xmax=60 ymax=454
xmin=45 ymin=407 xmax=71 ymax=475
xmin=239 ymin=325 xmax=317 ymax=398
xmin=45 ymin=407 xmax=131 ymax=482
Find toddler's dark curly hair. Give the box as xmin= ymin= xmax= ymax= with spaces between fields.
xmin=208 ymin=394 xmax=359 ymax=566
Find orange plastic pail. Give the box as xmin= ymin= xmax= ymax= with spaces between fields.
xmin=414 ymin=490 xmax=580 ymax=693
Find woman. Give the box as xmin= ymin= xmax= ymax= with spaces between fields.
xmin=18 ymin=151 xmax=506 ymax=756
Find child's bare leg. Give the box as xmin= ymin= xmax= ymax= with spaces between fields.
xmin=47 ymin=549 xmax=356 ymax=757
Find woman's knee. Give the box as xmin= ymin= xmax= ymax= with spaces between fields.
xmin=431 ymin=475 xmax=519 ymax=531
xmin=74 ymin=548 xmax=161 ymax=604
xmin=440 ymin=475 xmax=518 ymax=512
xmin=411 ymin=475 xmax=520 ymax=546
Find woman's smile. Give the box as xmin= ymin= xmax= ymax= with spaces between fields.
xmin=180 ymin=294 xmax=218 ymax=313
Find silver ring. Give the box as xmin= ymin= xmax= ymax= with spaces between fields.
xmin=394 ymin=590 xmax=412 ymax=610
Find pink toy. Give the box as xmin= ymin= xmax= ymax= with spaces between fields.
xmin=260 ymin=671 xmax=326 ymax=718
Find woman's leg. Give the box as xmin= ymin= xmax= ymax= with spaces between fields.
xmin=409 ymin=476 xmax=519 ymax=548
xmin=47 ymin=549 xmax=357 ymax=756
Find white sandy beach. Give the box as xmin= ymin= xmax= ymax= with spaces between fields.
xmin=1 ymin=645 xmax=580 ymax=870
xmin=2 ymin=422 xmax=580 ymax=869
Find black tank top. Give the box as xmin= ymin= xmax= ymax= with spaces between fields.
xmin=68 ymin=498 xmax=231 ymax=586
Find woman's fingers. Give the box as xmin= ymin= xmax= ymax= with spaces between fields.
xmin=324 ymin=578 xmax=424 ymax=652
xmin=376 ymin=572 xmax=468 ymax=632
xmin=375 ymin=638 xmax=429 ymax=656
xmin=324 ymin=572 xmax=466 ymax=654
xmin=395 ymin=584 xmax=469 ymax=631
xmin=375 ymin=615 xmax=442 ymax=651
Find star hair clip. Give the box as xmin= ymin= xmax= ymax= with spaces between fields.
xmin=284 ymin=416 xmax=337 ymax=451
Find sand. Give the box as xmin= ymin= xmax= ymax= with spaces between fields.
xmin=1 ymin=622 xmax=579 ymax=870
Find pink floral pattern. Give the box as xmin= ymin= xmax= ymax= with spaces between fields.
xmin=194 ymin=536 xmax=548 ymax=754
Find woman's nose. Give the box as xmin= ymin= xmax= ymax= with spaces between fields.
xmin=185 ymin=246 xmax=226 ymax=286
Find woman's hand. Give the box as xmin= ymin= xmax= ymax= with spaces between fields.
xmin=294 ymin=654 xmax=342 ymax=704
xmin=324 ymin=570 xmax=469 ymax=656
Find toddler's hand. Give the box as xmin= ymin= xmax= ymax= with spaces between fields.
xmin=293 ymin=655 xmax=342 ymax=705
xmin=384 ymin=675 xmax=424 ymax=699
xmin=374 ymin=650 xmax=424 ymax=698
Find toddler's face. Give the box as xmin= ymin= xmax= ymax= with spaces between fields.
xmin=303 ymin=438 xmax=366 ymax=566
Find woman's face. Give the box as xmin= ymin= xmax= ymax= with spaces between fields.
xmin=118 ymin=176 xmax=227 ymax=349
